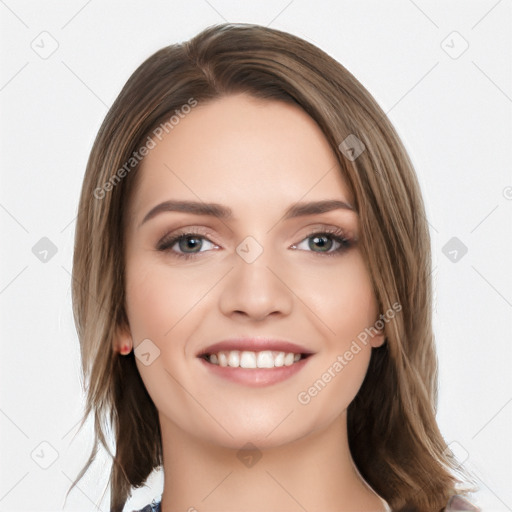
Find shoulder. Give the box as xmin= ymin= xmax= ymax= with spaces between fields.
xmin=444 ymin=494 xmax=480 ymax=511
xmin=130 ymin=499 xmax=161 ymax=512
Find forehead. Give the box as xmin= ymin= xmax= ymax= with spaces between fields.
xmin=129 ymin=93 xmax=353 ymax=221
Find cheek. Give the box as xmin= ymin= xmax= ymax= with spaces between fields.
xmin=124 ymin=255 xmax=208 ymax=344
xmin=123 ymin=257 xmax=210 ymax=427
xmin=292 ymin=255 xmax=378 ymax=418
xmin=298 ymin=348 xmax=372 ymax=412
xmin=296 ymin=320 xmax=374 ymax=425
xmin=302 ymin=253 xmax=378 ymax=340
xmin=125 ymin=268 xmax=172 ymax=341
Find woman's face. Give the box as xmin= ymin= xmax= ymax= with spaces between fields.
xmin=118 ymin=93 xmax=385 ymax=449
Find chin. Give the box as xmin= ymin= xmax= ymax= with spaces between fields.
xmin=197 ymin=408 xmax=329 ymax=452
xmin=204 ymin=427 xmax=308 ymax=452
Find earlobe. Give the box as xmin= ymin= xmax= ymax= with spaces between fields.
xmin=370 ymin=331 xmax=387 ymax=348
xmin=114 ymin=323 xmax=133 ymax=355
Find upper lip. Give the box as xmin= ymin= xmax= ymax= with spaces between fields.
xmin=196 ymin=337 xmax=315 ymax=357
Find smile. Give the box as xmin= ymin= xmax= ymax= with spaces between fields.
xmin=203 ymin=350 xmax=311 ymax=368
xmin=199 ymin=350 xmax=313 ymax=387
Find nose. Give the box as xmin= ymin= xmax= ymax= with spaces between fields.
xmin=218 ymin=243 xmax=294 ymax=322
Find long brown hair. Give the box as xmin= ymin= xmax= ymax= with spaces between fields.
xmin=69 ymin=22 xmax=476 ymax=511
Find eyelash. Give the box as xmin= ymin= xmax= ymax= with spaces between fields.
xmin=156 ymin=227 xmax=355 ymax=261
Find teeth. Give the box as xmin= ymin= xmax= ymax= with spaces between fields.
xmin=206 ymin=350 xmax=304 ymax=368
xmin=274 ymin=352 xmax=285 ymax=367
xmin=218 ymin=352 xmax=228 ymax=367
xmin=228 ymin=350 xmax=240 ymax=367
xmin=240 ymin=351 xmax=257 ymax=368
xmin=257 ymin=351 xmax=274 ymax=368
xmin=284 ymin=352 xmax=294 ymax=366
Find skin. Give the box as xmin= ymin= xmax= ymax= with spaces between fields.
xmin=115 ymin=93 xmax=387 ymax=511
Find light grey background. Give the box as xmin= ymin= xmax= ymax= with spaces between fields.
xmin=1 ymin=1 xmax=511 ymax=510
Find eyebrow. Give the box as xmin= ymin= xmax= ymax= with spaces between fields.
xmin=138 ymin=199 xmax=356 ymax=228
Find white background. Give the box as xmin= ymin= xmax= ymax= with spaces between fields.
xmin=0 ymin=1 xmax=511 ymax=511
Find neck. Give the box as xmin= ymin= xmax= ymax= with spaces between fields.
xmin=158 ymin=411 xmax=387 ymax=512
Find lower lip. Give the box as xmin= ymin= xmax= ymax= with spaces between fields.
xmin=198 ymin=356 xmax=312 ymax=387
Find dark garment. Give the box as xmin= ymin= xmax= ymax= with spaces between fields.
xmin=132 ymin=498 xmax=161 ymax=512
xmin=131 ymin=494 xmax=479 ymax=512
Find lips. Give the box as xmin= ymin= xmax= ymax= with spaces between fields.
xmin=196 ymin=337 xmax=315 ymax=386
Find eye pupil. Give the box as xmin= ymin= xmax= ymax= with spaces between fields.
xmin=309 ymin=235 xmax=332 ymax=252
xmin=179 ymin=235 xmax=202 ymax=253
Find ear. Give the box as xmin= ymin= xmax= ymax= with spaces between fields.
xmin=113 ymin=322 xmax=133 ymax=355
xmin=369 ymin=325 xmax=386 ymax=348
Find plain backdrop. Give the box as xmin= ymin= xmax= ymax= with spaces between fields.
xmin=1 ymin=1 xmax=511 ymax=510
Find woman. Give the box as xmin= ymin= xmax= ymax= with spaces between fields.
xmin=69 ymin=23 xmax=479 ymax=511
